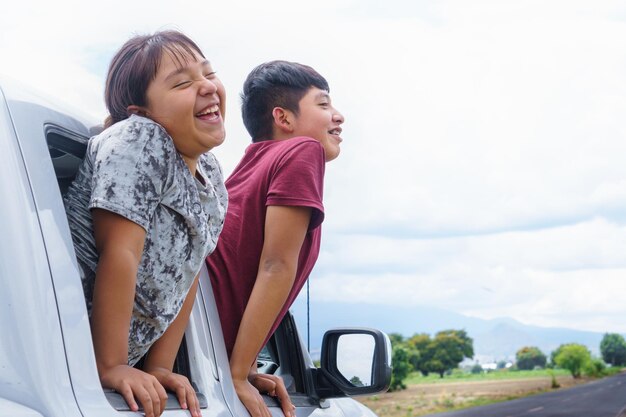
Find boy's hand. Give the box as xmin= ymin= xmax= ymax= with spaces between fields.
xmin=235 ymin=375 xmax=295 ymax=417
xmin=248 ymin=373 xmax=296 ymax=417
xmin=147 ymin=368 xmax=202 ymax=417
xmin=233 ymin=377 xmax=271 ymax=417
xmin=99 ymin=364 xmax=168 ymax=417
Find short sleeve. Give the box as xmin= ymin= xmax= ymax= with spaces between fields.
xmin=267 ymin=139 xmax=325 ymax=229
xmin=89 ymin=118 xmax=175 ymax=231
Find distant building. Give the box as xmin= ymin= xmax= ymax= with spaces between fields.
xmin=481 ymin=363 xmax=498 ymax=371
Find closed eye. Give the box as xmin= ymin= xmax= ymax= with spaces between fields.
xmin=174 ymin=80 xmax=192 ymax=88
xmin=205 ymin=71 xmax=217 ymax=79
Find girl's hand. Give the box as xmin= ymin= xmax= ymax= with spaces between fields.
xmin=147 ymin=367 xmax=202 ymax=417
xmin=100 ymin=364 xmax=168 ymax=417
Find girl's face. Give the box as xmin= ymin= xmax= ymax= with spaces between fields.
xmin=142 ymin=48 xmax=226 ymax=164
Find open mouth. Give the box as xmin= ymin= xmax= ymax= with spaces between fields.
xmin=195 ymin=104 xmax=220 ymax=120
xmin=328 ymin=127 xmax=342 ymax=136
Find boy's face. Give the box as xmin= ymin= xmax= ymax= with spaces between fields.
xmin=291 ymin=87 xmax=344 ymax=162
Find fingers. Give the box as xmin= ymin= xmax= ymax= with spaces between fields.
xmin=274 ymin=381 xmax=295 ymax=417
xmin=254 ymin=375 xmax=295 ymax=417
xmin=255 ymin=392 xmax=272 ymax=417
xmin=279 ymin=401 xmax=296 ymax=417
xmin=175 ymin=384 xmax=187 ymax=409
xmin=154 ymin=379 xmax=168 ymax=415
xmin=173 ymin=381 xmax=201 ymax=417
xmin=234 ymin=378 xmax=273 ymax=417
xmin=250 ymin=374 xmax=277 ymax=395
xmin=156 ymin=371 xmax=201 ymax=417
xmin=186 ymin=387 xmax=201 ymax=417
xmin=136 ymin=385 xmax=159 ymax=417
xmin=100 ymin=365 xmax=166 ymax=417
xmin=247 ymin=374 xmax=295 ymax=417
xmin=136 ymin=375 xmax=165 ymax=417
xmin=118 ymin=382 xmax=139 ymax=412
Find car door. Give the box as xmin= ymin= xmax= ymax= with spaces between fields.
xmin=257 ymin=313 xmax=389 ymax=417
xmin=2 ymin=78 xmax=236 ymax=417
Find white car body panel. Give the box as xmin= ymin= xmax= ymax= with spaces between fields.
xmin=0 ymin=77 xmax=386 ymax=417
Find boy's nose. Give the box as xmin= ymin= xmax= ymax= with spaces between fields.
xmin=333 ymin=112 xmax=345 ymax=124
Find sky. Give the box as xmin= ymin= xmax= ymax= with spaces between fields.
xmin=3 ymin=0 xmax=626 ymax=334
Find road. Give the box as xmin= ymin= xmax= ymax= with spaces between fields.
xmin=424 ymin=372 xmax=626 ymax=417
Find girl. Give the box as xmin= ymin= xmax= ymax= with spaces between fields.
xmin=64 ymin=30 xmax=227 ymax=417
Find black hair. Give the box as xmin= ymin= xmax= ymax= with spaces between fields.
xmin=104 ymin=30 xmax=204 ymax=127
xmin=241 ymin=60 xmax=329 ymax=142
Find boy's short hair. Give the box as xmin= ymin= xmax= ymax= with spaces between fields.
xmin=241 ymin=60 xmax=330 ymax=142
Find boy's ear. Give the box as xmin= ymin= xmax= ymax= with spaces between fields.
xmin=127 ymin=105 xmax=150 ymax=118
xmin=272 ymin=107 xmax=295 ymax=133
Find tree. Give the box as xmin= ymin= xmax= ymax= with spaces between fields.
xmin=515 ymin=346 xmax=547 ymax=370
xmin=554 ymin=344 xmax=591 ymax=378
xmin=389 ymin=345 xmax=411 ymax=391
xmin=388 ymin=332 xmax=405 ymax=346
xmin=350 ymin=376 xmax=364 ymax=386
xmin=417 ymin=330 xmax=474 ymax=378
xmin=600 ymin=333 xmax=626 ymax=366
xmin=438 ymin=329 xmax=474 ymax=359
xmin=584 ymin=358 xmax=607 ymax=377
xmin=407 ymin=347 xmax=421 ymax=372
xmin=550 ymin=344 xmax=568 ymax=367
xmin=406 ymin=333 xmax=431 ymax=374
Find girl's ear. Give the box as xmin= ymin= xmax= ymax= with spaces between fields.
xmin=272 ymin=107 xmax=295 ymax=133
xmin=126 ymin=105 xmax=150 ymax=117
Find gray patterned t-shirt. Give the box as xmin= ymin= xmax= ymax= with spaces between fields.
xmin=64 ymin=114 xmax=227 ymax=365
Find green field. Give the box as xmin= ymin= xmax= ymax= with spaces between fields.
xmin=405 ymin=368 xmax=582 ymax=385
xmin=361 ymin=368 xmax=624 ymax=417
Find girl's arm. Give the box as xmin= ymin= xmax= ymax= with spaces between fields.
xmin=230 ymin=205 xmax=311 ymax=417
xmin=143 ymin=276 xmax=202 ymax=417
xmin=91 ymin=208 xmax=168 ymax=417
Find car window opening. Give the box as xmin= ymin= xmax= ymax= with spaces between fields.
xmin=45 ymin=127 xmax=206 ymax=411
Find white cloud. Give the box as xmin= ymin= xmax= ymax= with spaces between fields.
xmin=323 ymin=10 xmax=626 ymax=235
xmin=3 ymin=0 xmax=626 ymax=333
xmin=311 ymin=218 xmax=626 ymax=332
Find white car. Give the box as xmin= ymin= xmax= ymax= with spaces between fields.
xmin=0 ymin=77 xmax=391 ymax=417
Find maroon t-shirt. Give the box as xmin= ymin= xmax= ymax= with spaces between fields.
xmin=206 ymin=137 xmax=325 ymax=357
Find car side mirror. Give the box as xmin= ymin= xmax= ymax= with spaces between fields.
xmin=318 ymin=328 xmax=391 ymax=397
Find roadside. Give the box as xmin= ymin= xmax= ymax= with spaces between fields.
xmin=358 ymin=374 xmax=591 ymax=417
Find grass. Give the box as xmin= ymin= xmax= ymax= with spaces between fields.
xmin=361 ymin=367 xmax=625 ymax=417
xmin=433 ymin=391 xmax=547 ymax=415
xmin=404 ymin=368 xmax=572 ymax=385
xmin=361 ymin=388 xmax=551 ymax=417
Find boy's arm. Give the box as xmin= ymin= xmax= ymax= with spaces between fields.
xmin=91 ymin=209 xmax=168 ymax=417
xmin=142 ymin=275 xmax=202 ymax=417
xmin=230 ymin=205 xmax=311 ymax=417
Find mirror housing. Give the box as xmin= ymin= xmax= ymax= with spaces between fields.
xmin=316 ymin=327 xmax=391 ymax=398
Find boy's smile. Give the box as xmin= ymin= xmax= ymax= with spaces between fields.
xmin=290 ymin=87 xmax=345 ymax=162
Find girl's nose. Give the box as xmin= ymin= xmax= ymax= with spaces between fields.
xmin=199 ymin=78 xmax=218 ymax=95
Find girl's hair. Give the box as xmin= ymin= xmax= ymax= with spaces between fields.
xmin=104 ymin=30 xmax=205 ymax=127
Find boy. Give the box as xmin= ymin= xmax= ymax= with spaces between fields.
xmin=206 ymin=60 xmax=344 ymax=417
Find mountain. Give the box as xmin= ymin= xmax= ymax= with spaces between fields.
xmin=290 ymin=299 xmax=610 ymax=362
